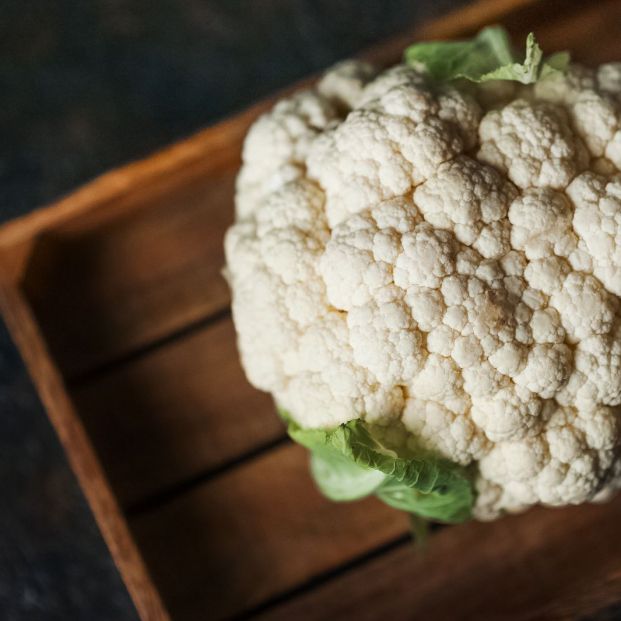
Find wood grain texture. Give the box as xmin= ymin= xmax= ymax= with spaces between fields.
xmin=258 ymin=496 xmax=621 ymax=621
xmin=364 ymin=0 xmax=621 ymax=69
xmin=128 ymin=442 xmax=409 ymax=620
xmin=22 ymin=166 xmax=235 ymax=380
xmin=72 ymin=318 xmax=282 ymax=509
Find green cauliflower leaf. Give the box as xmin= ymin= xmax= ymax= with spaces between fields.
xmin=404 ymin=25 xmax=569 ymax=84
xmin=281 ymin=411 xmax=475 ymax=524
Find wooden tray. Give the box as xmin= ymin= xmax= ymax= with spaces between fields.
xmin=2 ymin=0 xmax=621 ymax=618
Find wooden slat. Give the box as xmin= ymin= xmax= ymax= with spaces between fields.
xmin=506 ymin=0 xmax=621 ymax=65
xmin=258 ymin=497 xmax=621 ymax=621
xmin=22 ymin=167 xmax=235 ymax=380
xmin=128 ymin=442 xmax=409 ymax=620
xmin=71 ymin=319 xmax=282 ymax=509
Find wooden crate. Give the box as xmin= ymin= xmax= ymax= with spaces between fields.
xmin=2 ymin=0 xmax=621 ymax=618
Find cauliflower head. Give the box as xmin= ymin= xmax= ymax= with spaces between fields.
xmin=224 ymin=29 xmax=621 ymax=521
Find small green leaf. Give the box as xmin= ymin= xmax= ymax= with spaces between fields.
xmin=404 ymin=25 xmax=569 ymax=84
xmin=377 ymin=476 xmax=473 ymax=523
xmin=282 ymin=412 xmax=475 ymax=523
xmin=310 ymin=449 xmax=386 ymax=501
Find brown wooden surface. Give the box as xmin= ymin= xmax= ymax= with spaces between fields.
xmin=258 ymin=496 xmax=621 ymax=621
xmin=3 ymin=0 xmax=621 ymax=619
xmin=22 ymin=166 xmax=235 ymax=380
xmin=129 ymin=443 xmax=408 ymax=620
xmin=72 ymin=318 xmax=282 ymax=509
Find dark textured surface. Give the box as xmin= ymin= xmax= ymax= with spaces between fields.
xmin=0 ymin=1 xmax=466 ymax=619
xmin=0 ymin=320 xmax=136 ymax=621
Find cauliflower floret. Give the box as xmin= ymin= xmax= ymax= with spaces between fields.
xmin=513 ymin=343 xmax=573 ymax=398
xmin=236 ymin=91 xmax=339 ymax=218
xmin=279 ymin=314 xmax=406 ymax=428
xmin=567 ymin=172 xmax=621 ymax=296
xmin=479 ymin=405 xmax=619 ymax=508
xmin=403 ymin=398 xmax=490 ymax=466
xmin=226 ymin=59 xmax=621 ymax=521
xmin=549 ymin=271 xmax=618 ymax=342
xmin=508 ymin=188 xmax=578 ymax=260
xmin=317 ymin=59 xmax=378 ymax=111
xmin=533 ymin=64 xmax=596 ymax=104
xmin=478 ymin=99 xmax=588 ymax=189
xmin=574 ymin=323 xmax=621 ymax=407
xmin=470 ymin=386 xmax=544 ymax=442
xmin=320 ymin=199 xmax=427 ymax=385
xmin=308 ymin=110 xmax=462 ymax=226
xmin=226 ymin=179 xmax=329 ymax=390
xmin=597 ymin=63 xmax=621 ymax=96
xmin=356 ymin=64 xmax=428 ymax=108
xmin=308 ymin=65 xmax=483 ymax=226
xmin=570 ymin=90 xmax=619 ymax=158
xmin=414 ymin=155 xmax=517 ymax=258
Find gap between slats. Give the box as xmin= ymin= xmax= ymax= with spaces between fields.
xmin=125 ymin=434 xmax=290 ymax=516
xmin=126 ymin=442 xmax=412 ymax=619
xmin=22 ymin=165 xmax=237 ymax=382
xmin=70 ymin=315 xmax=284 ymax=509
xmin=232 ymin=533 xmax=413 ymax=621
xmin=67 ymin=306 xmax=232 ymax=387
xmin=250 ymin=497 xmax=621 ymax=621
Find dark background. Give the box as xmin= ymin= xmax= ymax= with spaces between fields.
xmin=1 ymin=1 xmax=465 ymax=619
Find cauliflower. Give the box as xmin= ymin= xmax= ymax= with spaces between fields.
xmin=224 ymin=27 xmax=621 ymax=522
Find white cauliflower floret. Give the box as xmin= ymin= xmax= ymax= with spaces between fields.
xmin=536 ymin=64 xmax=621 ymax=167
xmin=478 ymin=405 xmax=619 ymax=512
xmin=414 ymin=155 xmax=517 ymax=258
xmin=226 ymin=179 xmax=329 ymax=390
xmin=403 ymin=398 xmax=490 ymax=466
xmin=597 ymin=63 xmax=621 ymax=96
xmin=317 ymin=59 xmax=378 ymax=111
xmin=355 ymin=64 xmax=428 ymax=107
xmin=320 ymin=199 xmax=427 ymax=385
xmin=513 ymin=343 xmax=573 ymax=398
xmin=307 ymin=65 xmax=481 ymax=227
xmin=570 ymin=90 xmax=619 ymax=158
xmin=235 ymin=91 xmax=340 ymax=218
xmin=226 ymin=59 xmax=621 ymax=520
xmin=529 ymin=307 xmax=566 ymax=343
xmin=532 ymin=64 xmax=596 ymax=104
xmin=567 ymin=172 xmax=621 ymax=296
xmin=395 ymin=224 xmax=457 ymax=289
xmin=549 ymin=271 xmax=618 ymax=342
xmin=478 ymin=99 xmax=588 ymax=189
xmin=471 ymin=386 xmax=544 ymax=443
xmin=508 ymin=188 xmax=578 ymax=260
xmin=308 ymin=110 xmax=462 ymax=226
xmin=280 ymin=314 xmax=405 ymax=429
xmin=574 ymin=324 xmax=621 ymax=407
